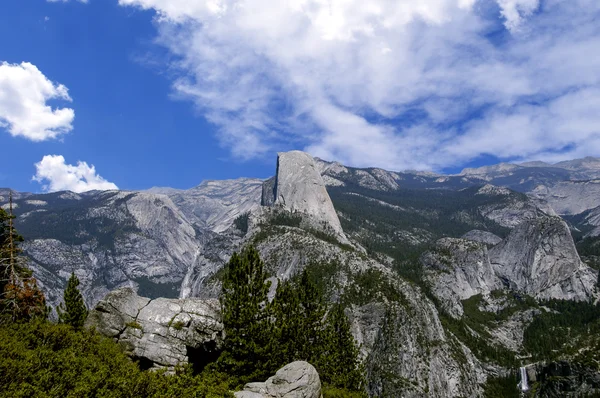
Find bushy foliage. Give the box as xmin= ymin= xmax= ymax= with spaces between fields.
xmin=0 ymin=320 xmax=233 ymax=398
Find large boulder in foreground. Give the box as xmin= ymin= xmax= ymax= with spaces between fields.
xmin=85 ymin=287 xmax=223 ymax=370
xmin=234 ymin=361 xmax=322 ymax=398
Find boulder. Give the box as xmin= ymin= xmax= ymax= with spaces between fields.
xmin=235 ymin=361 xmax=322 ymax=398
xmin=86 ymin=287 xmax=223 ymax=370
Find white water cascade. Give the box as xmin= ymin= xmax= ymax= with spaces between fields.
xmin=518 ymin=366 xmax=529 ymax=392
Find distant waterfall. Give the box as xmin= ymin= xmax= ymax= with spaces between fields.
xmin=519 ymin=366 xmax=529 ymax=392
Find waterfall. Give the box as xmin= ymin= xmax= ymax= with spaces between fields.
xmin=519 ymin=366 xmax=529 ymax=392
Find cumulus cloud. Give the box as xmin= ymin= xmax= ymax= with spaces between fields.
xmin=119 ymin=0 xmax=600 ymax=171
xmin=0 ymin=62 xmax=74 ymax=141
xmin=33 ymin=155 xmax=118 ymax=193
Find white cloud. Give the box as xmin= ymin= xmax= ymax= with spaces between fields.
xmin=33 ymin=155 xmax=118 ymax=193
xmin=0 ymin=62 xmax=74 ymax=141
xmin=496 ymin=0 xmax=540 ymax=32
xmin=119 ymin=0 xmax=600 ymax=171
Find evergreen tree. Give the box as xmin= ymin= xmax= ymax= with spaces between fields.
xmin=270 ymin=278 xmax=303 ymax=367
xmin=296 ymin=269 xmax=326 ymax=362
xmin=0 ymin=192 xmax=47 ymax=322
xmin=218 ymin=246 xmax=272 ymax=384
xmin=320 ymin=303 xmax=363 ymax=391
xmin=58 ymin=272 xmax=88 ymax=329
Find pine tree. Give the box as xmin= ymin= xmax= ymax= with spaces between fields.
xmin=218 ymin=246 xmax=272 ymax=384
xmin=58 ymin=272 xmax=88 ymax=329
xmin=296 ymin=269 xmax=326 ymax=362
xmin=0 ymin=192 xmax=47 ymax=322
xmin=320 ymin=303 xmax=363 ymax=390
xmin=270 ymin=278 xmax=303 ymax=367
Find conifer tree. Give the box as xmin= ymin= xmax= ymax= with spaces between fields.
xmin=296 ymin=269 xmax=326 ymax=362
xmin=58 ymin=272 xmax=88 ymax=329
xmin=270 ymin=279 xmax=302 ymax=367
xmin=218 ymin=246 xmax=272 ymax=384
xmin=0 ymin=192 xmax=47 ymax=322
xmin=320 ymin=303 xmax=363 ymax=390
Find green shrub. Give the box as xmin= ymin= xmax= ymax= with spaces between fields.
xmin=0 ymin=320 xmax=233 ymax=398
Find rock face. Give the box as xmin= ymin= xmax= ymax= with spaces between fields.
xmin=421 ymin=238 xmax=502 ymax=317
xmin=489 ymin=217 xmax=596 ymax=300
xmin=18 ymin=190 xmax=200 ymax=311
xmin=530 ymin=180 xmax=600 ymax=215
xmin=152 ymin=178 xmax=264 ymax=233
xmin=462 ymin=230 xmax=502 ymax=246
xmin=264 ymin=151 xmax=347 ymax=242
xmin=234 ymin=361 xmax=322 ymax=398
xmin=86 ymin=288 xmax=223 ymax=370
xmin=523 ymin=361 xmax=600 ymax=397
xmin=364 ymin=281 xmax=486 ymax=398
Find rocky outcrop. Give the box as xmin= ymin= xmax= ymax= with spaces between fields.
xmin=489 ymin=216 xmax=596 ymax=300
xmin=522 ymin=361 xmax=600 ymax=397
xmin=478 ymin=194 xmax=550 ymax=228
xmin=462 ymin=230 xmax=503 ymax=246
xmin=264 ymin=151 xmax=347 ymax=242
xmin=421 ymin=238 xmax=502 ymax=317
xmin=364 ymin=282 xmax=486 ymax=398
xmin=86 ymin=288 xmax=223 ymax=370
xmin=234 ymin=361 xmax=321 ymax=398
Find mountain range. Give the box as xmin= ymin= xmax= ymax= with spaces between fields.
xmin=3 ymin=152 xmax=600 ymax=397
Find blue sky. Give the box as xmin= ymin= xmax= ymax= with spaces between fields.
xmin=1 ymin=0 xmax=599 ymax=193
